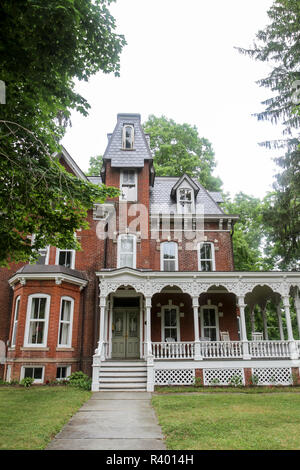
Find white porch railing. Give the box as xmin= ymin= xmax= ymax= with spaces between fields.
xmin=200 ymin=341 xmax=243 ymax=359
xmin=151 ymin=342 xmax=194 ymax=359
xmin=248 ymin=340 xmax=290 ymax=358
xmin=151 ymin=340 xmax=294 ymax=359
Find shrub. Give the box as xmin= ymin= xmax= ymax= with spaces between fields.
xmin=20 ymin=377 xmax=34 ymax=388
xmin=68 ymin=371 xmax=91 ymax=391
xmin=229 ymin=375 xmax=243 ymax=387
xmin=194 ymin=377 xmax=203 ymax=387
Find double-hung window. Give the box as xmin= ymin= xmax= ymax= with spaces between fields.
xmin=162 ymin=306 xmax=180 ymax=341
xmin=117 ymin=234 xmax=136 ymax=269
xmin=57 ymin=297 xmax=74 ymax=348
xmin=122 ymin=125 xmax=134 ymax=149
xmin=161 ymin=242 xmax=178 ymax=271
xmin=198 ymin=242 xmax=215 ymax=271
xmin=11 ymin=296 xmax=20 ymax=347
xmin=120 ymin=170 xmax=137 ymax=201
xmin=24 ymin=294 xmax=50 ymax=347
xmin=21 ymin=366 xmax=44 ymax=383
xmin=201 ymin=306 xmax=219 ymax=341
xmin=56 ymin=249 xmax=75 ymax=269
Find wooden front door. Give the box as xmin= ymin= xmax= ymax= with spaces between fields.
xmin=112 ymin=309 xmax=140 ymax=358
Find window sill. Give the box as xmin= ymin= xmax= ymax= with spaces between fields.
xmin=56 ymin=347 xmax=74 ymax=351
xmin=119 ymin=148 xmax=136 ymax=151
xmin=20 ymin=346 xmax=49 ymax=351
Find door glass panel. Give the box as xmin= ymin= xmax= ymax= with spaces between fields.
xmin=114 ymin=313 xmax=123 ymax=336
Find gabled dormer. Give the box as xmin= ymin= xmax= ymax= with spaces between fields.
xmin=170 ymin=174 xmax=200 ymax=214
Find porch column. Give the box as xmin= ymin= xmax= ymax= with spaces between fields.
xmin=145 ymin=295 xmax=154 ymax=392
xmin=276 ymin=303 xmax=284 ymax=341
xmin=283 ymin=295 xmax=298 ymax=360
xmin=145 ymin=296 xmax=152 ymax=357
xmin=192 ymin=296 xmax=202 ymax=361
xmin=98 ymin=294 xmax=106 ymax=360
xmin=294 ymin=291 xmax=300 ymax=339
xmin=237 ymin=296 xmax=251 ymax=360
xmin=249 ymin=305 xmax=255 ymax=335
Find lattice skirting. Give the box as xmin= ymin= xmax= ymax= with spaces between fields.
xmin=252 ymin=367 xmax=293 ymax=386
xmin=203 ymin=368 xmax=245 ymax=386
xmin=155 ymin=369 xmax=195 ymax=385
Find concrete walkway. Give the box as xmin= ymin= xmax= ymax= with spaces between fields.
xmin=47 ymin=392 xmax=166 ymax=450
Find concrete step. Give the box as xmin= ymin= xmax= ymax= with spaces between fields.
xmin=99 ymin=383 xmax=147 ymax=390
xmin=100 ymin=376 xmax=146 ymax=383
xmin=101 ymin=362 xmax=147 ymax=368
xmin=100 ymin=367 xmax=147 ymax=372
xmin=100 ymin=372 xmax=147 ymax=378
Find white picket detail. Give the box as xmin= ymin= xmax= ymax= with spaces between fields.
xmin=152 ymin=342 xmax=194 ymax=359
xmin=200 ymin=341 xmax=243 ymax=359
xmin=248 ymin=340 xmax=289 ymax=358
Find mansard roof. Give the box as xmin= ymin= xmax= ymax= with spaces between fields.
xmin=150 ymin=176 xmax=225 ymax=215
xmin=103 ymin=113 xmax=152 ymax=168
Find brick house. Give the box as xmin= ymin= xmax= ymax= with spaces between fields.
xmin=1 ymin=113 xmax=300 ymax=390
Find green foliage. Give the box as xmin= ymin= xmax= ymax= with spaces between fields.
xmin=20 ymin=377 xmax=34 ymax=388
xmin=67 ymin=371 xmax=92 ymax=391
xmin=237 ymin=0 xmax=300 ymax=269
xmin=223 ymin=192 xmax=269 ymax=271
xmin=194 ymin=377 xmax=203 ymax=388
xmin=229 ymin=375 xmax=243 ymax=387
xmin=86 ymin=155 xmax=103 ymax=176
xmin=250 ymin=375 xmax=260 ymax=386
xmin=143 ymin=115 xmax=222 ymax=191
xmin=0 ymin=0 xmax=124 ymax=266
xmin=262 ymin=144 xmax=300 ymax=270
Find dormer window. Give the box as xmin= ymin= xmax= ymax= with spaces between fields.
xmin=122 ymin=125 xmax=134 ymax=149
xmin=178 ymin=188 xmax=193 ymax=213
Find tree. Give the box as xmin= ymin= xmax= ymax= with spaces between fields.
xmin=224 ymin=193 xmax=268 ymax=271
xmin=0 ymin=1 xmax=125 ymax=266
xmin=237 ymin=0 xmax=300 ymax=268
xmin=262 ymin=143 xmax=300 ymax=270
xmin=86 ymin=155 xmax=103 ymax=176
xmin=143 ymin=115 xmax=222 ymax=191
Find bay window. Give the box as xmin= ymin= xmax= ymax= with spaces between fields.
xmin=57 ymin=297 xmax=74 ymax=347
xmin=24 ymin=294 xmax=50 ymax=347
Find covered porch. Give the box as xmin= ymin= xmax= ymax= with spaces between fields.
xmin=92 ymin=269 xmax=300 ymax=390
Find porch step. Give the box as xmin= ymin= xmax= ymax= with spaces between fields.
xmin=98 ymin=360 xmax=147 ymax=391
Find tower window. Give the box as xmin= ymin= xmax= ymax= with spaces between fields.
xmin=122 ymin=125 xmax=134 ymax=149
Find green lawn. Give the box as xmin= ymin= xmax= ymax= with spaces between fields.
xmin=0 ymin=386 xmax=91 ymax=450
xmin=152 ymin=392 xmax=300 ymax=450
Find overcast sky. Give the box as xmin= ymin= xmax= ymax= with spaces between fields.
xmin=61 ymin=0 xmax=284 ymax=199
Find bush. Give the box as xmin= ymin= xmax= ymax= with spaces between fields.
xmin=67 ymin=371 xmax=91 ymax=391
xmin=20 ymin=377 xmax=34 ymax=388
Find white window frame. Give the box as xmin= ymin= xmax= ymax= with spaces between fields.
xmin=200 ymin=305 xmax=219 ymax=341
xmin=56 ymin=365 xmax=71 ymax=381
xmin=198 ymin=242 xmax=215 ymax=271
xmin=55 ymin=248 xmax=76 ymax=269
xmin=11 ymin=296 xmax=20 ymax=348
xmin=24 ymin=294 xmax=50 ymax=348
xmin=57 ymin=297 xmax=74 ymax=348
xmin=122 ymin=124 xmax=134 ymax=149
xmin=117 ymin=234 xmax=137 ymax=269
xmin=160 ymin=241 xmax=178 ymax=271
xmin=161 ymin=305 xmax=181 ymax=342
xmin=120 ymin=169 xmax=137 ymax=202
xmin=20 ymin=366 xmax=45 ymax=384
xmin=177 ymin=187 xmax=195 ymax=214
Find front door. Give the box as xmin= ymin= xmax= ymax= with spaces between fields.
xmin=112 ymin=309 xmax=140 ymax=358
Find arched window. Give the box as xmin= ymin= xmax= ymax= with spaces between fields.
xmin=198 ymin=242 xmax=215 ymax=271
xmin=122 ymin=125 xmax=134 ymax=149
xmin=160 ymin=241 xmax=178 ymax=271
xmin=117 ymin=234 xmax=137 ymax=269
